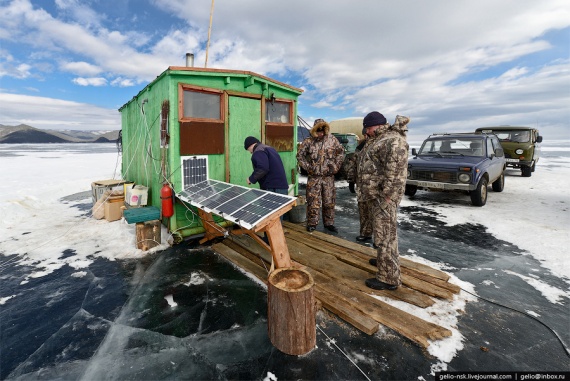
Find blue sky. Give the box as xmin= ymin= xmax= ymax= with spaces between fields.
xmin=0 ymin=0 xmax=569 ymax=140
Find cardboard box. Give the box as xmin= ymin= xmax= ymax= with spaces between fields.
xmin=126 ymin=185 xmax=148 ymax=207
xmin=104 ymin=199 xmax=124 ymax=222
xmin=92 ymin=179 xmax=126 ymax=204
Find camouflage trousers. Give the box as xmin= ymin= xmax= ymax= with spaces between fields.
xmin=306 ymin=175 xmax=336 ymax=226
xmin=366 ymin=199 xmax=401 ymax=286
xmin=358 ymin=201 xmax=373 ymax=237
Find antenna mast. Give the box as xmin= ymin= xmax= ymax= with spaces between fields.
xmin=205 ymin=0 xmax=215 ymax=68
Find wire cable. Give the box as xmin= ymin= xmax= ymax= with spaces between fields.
xmin=316 ymin=324 xmax=371 ymax=381
xmin=459 ymin=287 xmax=570 ymax=358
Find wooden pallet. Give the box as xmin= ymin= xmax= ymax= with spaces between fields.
xmin=211 ymin=221 xmax=459 ymax=348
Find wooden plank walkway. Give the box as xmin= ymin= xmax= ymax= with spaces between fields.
xmin=211 ymin=221 xmax=460 ymax=348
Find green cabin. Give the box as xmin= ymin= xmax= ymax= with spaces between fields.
xmin=119 ymin=66 xmax=303 ymax=242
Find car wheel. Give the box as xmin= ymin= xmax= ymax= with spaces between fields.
xmin=470 ymin=177 xmax=488 ymax=206
xmin=522 ymin=165 xmax=532 ymax=177
xmin=531 ymin=162 xmax=536 ymax=172
xmin=404 ymin=184 xmax=418 ymax=197
xmin=492 ymin=172 xmax=505 ymax=192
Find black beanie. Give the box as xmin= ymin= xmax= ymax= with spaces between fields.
xmin=363 ymin=111 xmax=387 ymax=128
xmin=244 ymin=136 xmax=260 ymax=150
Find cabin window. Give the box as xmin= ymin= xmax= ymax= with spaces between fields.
xmin=178 ymin=85 xmax=224 ymax=155
xmin=266 ymin=101 xmax=291 ymax=124
xmin=182 ymin=90 xmax=221 ymax=119
xmin=265 ymin=100 xmax=294 ymax=151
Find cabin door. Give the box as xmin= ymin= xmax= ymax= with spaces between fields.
xmin=227 ymin=96 xmax=262 ymax=186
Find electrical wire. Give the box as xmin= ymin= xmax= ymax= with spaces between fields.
xmin=459 ymin=287 xmax=570 ymax=358
xmin=316 ymin=324 xmax=372 ymax=381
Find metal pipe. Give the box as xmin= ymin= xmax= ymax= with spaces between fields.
xmin=186 ymin=53 xmax=194 ymax=67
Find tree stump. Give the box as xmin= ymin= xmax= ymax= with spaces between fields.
xmin=267 ymin=267 xmax=316 ymax=355
xmin=135 ymin=220 xmax=161 ymax=251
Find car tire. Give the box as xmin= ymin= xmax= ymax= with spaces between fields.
xmin=470 ymin=177 xmax=488 ymax=206
xmin=492 ymin=172 xmax=505 ymax=192
xmin=522 ymin=165 xmax=532 ymax=177
xmin=405 ymin=184 xmax=418 ymax=197
xmin=531 ymin=162 xmax=536 ymax=172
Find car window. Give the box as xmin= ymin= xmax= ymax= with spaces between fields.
xmin=419 ymin=138 xmax=484 ymax=157
xmin=491 ymin=137 xmax=503 ymax=155
xmin=492 ymin=130 xmax=531 ymax=143
xmin=486 ymin=139 xmax=494 ymax=156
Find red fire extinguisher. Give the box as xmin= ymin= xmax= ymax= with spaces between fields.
xmin=160 ymin=184 xmax=174 ymax=217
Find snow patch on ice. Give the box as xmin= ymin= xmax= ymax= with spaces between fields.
xmin=263 ymin=372 xmax=278 ymax=381
xmin=0 ymin=295 xmax=16 ymax=305
xmin=164 ymin=294 xmax=177 ymax=308
xmin=183 ymin=271 xmax=208 ymax=286
xmin=481 ymin=280 xmax=499 ymax=288
xmin=370 ymin=268 xmax=477 ymax=365
xmin=503 ymin=270 xmax=569 ymax=304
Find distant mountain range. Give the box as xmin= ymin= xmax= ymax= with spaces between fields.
xmin=0 ymin=124 xmax=120 ymax=144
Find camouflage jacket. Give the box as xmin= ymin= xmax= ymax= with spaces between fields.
xmin=356 ymin=115 xmax=410 ymax=204
xmin=297 ymin=120 xmax=345 ymax=177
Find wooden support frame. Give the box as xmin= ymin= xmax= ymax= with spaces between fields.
xmin=197 ymin=202 xmax=295 ymax=269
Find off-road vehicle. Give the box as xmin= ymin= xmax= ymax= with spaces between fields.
xmin=406 ymin=133 xmax=506 ymax=206
xmin=332 ymin=132 xmax=359 ymax=180
xmin=475 ymin=126 xmax=542 ymax=177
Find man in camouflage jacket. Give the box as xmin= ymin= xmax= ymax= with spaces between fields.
xmin=357 ymin=112 xmax=410 ymax=291
xmin=345 ymin=134 xmax=373 ymax=242
xmin=297 ymin=119 xmax=345 ymax=232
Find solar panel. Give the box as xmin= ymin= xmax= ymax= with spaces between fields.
xmin=181 ymin=155 xmax=208 ymax=188
xmin=177 ymin=179 xmax=296 ymax=230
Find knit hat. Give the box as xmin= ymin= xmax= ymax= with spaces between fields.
xmin=363 ymin=111 xmax=387 ymax=128
xmin=244 ymin=136 xmax=260 ymax=150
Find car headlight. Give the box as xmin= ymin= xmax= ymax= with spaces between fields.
xmin=458 ymin=173 xmax=471 ymax=183
xmin=515 ymin=149 xmax=524 ymax=155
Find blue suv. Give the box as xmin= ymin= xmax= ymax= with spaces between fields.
xmin=406 ymin=133 xmax=506 ymax=206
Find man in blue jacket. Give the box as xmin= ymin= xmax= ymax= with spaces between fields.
xmin=244 ymin=136 xmax=289 ymax=195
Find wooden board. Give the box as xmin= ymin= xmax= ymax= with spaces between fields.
xmin=283 ymin=221 xmax=451 ymax=281
xmin=284 ymin=227 xmax=456 ymax=300
xmin=212 ymin=237 xmax=453 ymax=347
xmin=213 ymin=241 xmax=379 ymax=335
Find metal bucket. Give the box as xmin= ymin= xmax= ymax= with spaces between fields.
xmin=288 ymin=204 xmax=307 ymax=223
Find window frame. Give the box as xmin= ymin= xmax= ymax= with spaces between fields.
xmin=178 ymin=83 xmax=224 ymax=122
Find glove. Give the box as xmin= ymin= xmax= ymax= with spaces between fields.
xmin=349 ymin=182 xmax=355 ymax=193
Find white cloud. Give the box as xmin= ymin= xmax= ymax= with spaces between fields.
xmin=72 ymin=77 xmax=107 ymax=86
xmin=62 ymin=61 xmax=102 ymax=76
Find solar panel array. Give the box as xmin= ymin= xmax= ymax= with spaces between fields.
xmin=178 ymin=179 xmax=296 ymax=230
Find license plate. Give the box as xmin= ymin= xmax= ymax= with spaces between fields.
xmin=506 ymin=158 xmax=519 ymax=163
xmin=417 ymin=181 xmax=445 ymax=189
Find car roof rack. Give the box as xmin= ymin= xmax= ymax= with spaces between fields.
xmin=427 ymin=132 xmax=482 ymax=138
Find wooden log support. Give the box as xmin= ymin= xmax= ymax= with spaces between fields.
xmin=268 ymin=267 xmax=316 ymax=355
xmin=264 ymin=218 xmax=292 ymax=268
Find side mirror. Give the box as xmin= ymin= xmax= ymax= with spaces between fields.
xmin=412 ymin=148 xmax=418 ymax=156
xmin=494 ymin=148 xmax=504 ymax=157
xmin=536 ymin=136 xmax=543 ymax=143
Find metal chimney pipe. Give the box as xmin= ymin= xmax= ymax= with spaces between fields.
xmin=186 ymin=53 xmax=194 ymax=67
